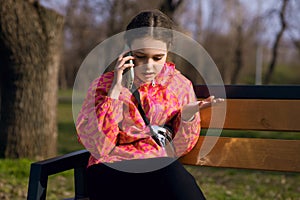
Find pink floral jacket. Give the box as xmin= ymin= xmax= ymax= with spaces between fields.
xmin=76 ymin=62 xmax=201 ymax=167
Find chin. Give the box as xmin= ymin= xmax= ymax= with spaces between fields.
xmin=144 ymin=78 xmax=154 ymax=83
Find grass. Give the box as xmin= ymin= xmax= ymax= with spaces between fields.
xmin=1 ymin=89 xmax=300 ymax=199
xmin=0 ymin=90 xmax=84 ymax=200
xmin=203 ymin=129 xmax=300 ymax=140
xmin=270 ymin=64 xmax=300 ymax=85
xmin=57 ymin=101 xmax=83 ymax=154
xmin=241 ymin=63 xmax=300 ymax=85
xmin=0 ymin=159 xmax=31 ymax=199
xmin=186 ymin=166 xmax=300 ymax=200
xmin=0 ymin=159 xmax=75 ymax=200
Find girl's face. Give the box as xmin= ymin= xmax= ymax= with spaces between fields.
xmin=131 ymin=37 xmax=168 ymax=83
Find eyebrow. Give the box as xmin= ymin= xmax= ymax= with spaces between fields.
xmin=133 ymin=51 xmax=165 ymax=56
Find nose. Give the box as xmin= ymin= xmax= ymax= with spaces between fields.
xmin=145 ymin=58 xmax=154 ymax=70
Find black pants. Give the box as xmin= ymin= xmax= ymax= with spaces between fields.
xmin=86 ymin=157 xmax=206 ymax=200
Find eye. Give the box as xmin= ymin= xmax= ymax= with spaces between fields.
xmin=135 ymin=55 xmax=146 ymax=59
xmin=153 ymin=56 xmax=163 ymax=61
xmin=133 ymin=53 xmax=145 ymax=59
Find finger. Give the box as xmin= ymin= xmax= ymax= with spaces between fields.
xmin=116 ymin=52 xmax=133 ymax=64
xmin=116 ymin=57 xmax=134 ymax=69
xmin=123 ymin=55 xmax=135 ymax=62
xmin=215 ymin=98 xmax=225 ymax=103
xmin=115 ymin=55 xmax=124 ymax=70
xmin=205 ymin=96 xmax=225 ymax=104
xmin=211 ymin=98 xmax=222 ymax=105
xmin=118 ymin=63 xmax=134 ymax=71
xmin=212 ymin=98 xmax=224 ymax=104
xmin=204 ymin=95 xmax=215 ymax=103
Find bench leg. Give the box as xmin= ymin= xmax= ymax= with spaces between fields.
xmin=27 ymin=164 xmax=48 ymax=200
xmin=74 ymin=167 xmax=88 ymax=199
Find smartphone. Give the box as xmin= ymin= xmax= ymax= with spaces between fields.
xmin=123 ymin=51 xmax=134 ymax=89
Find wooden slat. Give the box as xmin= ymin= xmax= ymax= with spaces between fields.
xmin=180 ymin=136 xmax=300 ymax=172
xmin=200 ymin=99 xmax=300 ymax=131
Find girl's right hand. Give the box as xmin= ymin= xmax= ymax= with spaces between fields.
xmin=108 ymin=53 xmax=134 ymax=99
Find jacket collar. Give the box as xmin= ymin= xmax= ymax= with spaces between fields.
xmin=133 ymin=62 xmax=177 ymax=88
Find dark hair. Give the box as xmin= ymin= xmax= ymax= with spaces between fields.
xmin=125 ymin=9 xmax=174 ymax=48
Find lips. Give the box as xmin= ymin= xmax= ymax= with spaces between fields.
xmin=143 ymin=72 xmax=155 ymax=78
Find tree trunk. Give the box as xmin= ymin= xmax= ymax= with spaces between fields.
xmin=0 ymin=0 xmax=64 ymax=159
xmin=231 ymin=24 xmax=243 ymax=84
xmin=264 ymin=0 xmax=288 ymax=84
xmin=160 ymin=0 xmax=184 ymax=19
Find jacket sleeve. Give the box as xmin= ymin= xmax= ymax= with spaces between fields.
xmin=171 ymin=80 xmax=201 ymax=157
xmin=75 ymin=75 xmax=123 ymax=160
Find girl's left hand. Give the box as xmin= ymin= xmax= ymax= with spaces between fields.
xmin=181 ymin=96 xmax=224 ymax=121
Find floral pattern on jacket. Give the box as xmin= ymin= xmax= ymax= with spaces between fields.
xmin=76 ymin=62 xmax=201 ymax=167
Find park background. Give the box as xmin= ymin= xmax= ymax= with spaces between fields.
xmin=0 ymin=0 xmax=300 ymax=199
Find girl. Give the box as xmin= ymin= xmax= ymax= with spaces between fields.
xmin=76 ymin=9 xmax=222 ymax=200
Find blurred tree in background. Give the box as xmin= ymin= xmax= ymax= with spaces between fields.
xmin=58 ymin=0 xmax=185 ymax=88
xmin=0 ymin=0 xmax=299 ymax=158
xmin=44 ymin=0 xmax=299 ymax=87
xmin=264 ymin=0 xmax=289 ymax=84
xmin=0 ymin=0 xmax=64 ymax=158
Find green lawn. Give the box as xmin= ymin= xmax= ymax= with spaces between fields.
xmin=0 ymin=90 xmax=300 ymax=199
xmin=57 ymin=101 xmax=83 ymax=155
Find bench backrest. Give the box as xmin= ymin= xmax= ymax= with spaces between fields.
xmin=180 ymin=85 xmax=300 ymax=172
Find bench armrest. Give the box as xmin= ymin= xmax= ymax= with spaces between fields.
xmin=27 ymin=149 xmax=90 ymax=200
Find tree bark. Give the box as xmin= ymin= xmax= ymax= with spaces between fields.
xmin=0 ymin=0 xmax=64 ymax=158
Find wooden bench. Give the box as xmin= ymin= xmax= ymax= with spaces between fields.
xmin=27 ymin=85 xmax=300 ymax=200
